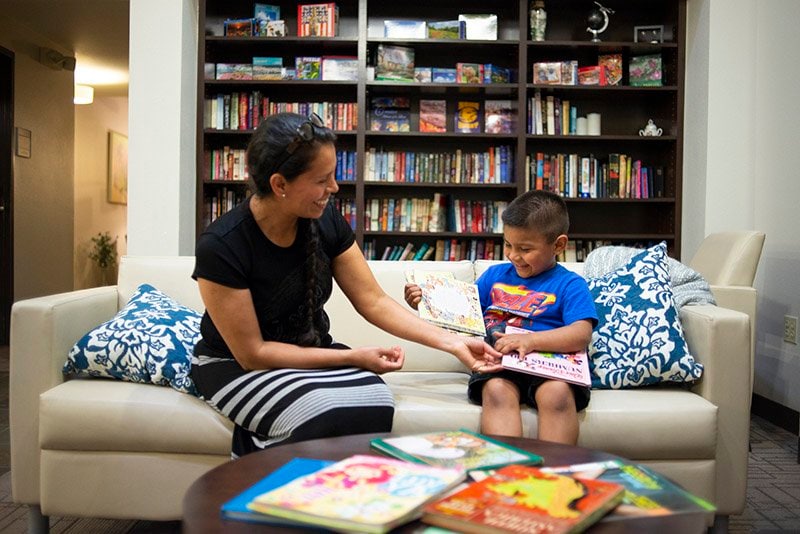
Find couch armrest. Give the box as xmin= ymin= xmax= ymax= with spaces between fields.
xmin=10 ymin=286 xmax=119 ymax=505
xmin=680 ymin=304 xmax=751 ymax=515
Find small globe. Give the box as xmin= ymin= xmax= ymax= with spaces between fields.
xmin=587 ymin=9 xmax=605 ymax=30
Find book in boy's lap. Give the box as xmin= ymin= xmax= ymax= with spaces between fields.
xmin=422 ymin=464 xmax=624 ymax=533
xmin=370 ymin=429 xmax=542 ymax=472
xmin=408 ymin=270 xmax=486 ymax=337
xmin=501 ymin=325 xmax=590 ymax=386
xmin=247 ymin=454 xmax=466 ymax=533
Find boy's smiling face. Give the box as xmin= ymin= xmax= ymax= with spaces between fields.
xmin=503 ymin=226 xmax=568 ymax=278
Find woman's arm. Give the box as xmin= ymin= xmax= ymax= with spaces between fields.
xmin=197 ymin=277 xmax=403 ymax=373
xmin=332 ymin=243 xmax=502 ymax=371
xmin=493 ymin=319 xmax=594 ymax=355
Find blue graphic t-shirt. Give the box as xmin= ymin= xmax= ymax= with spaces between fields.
xmin=475 ymin=263 xmax=598 ymax=340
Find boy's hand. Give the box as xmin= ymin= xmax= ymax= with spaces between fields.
xmin=403 ymin=283 xmax=421 ymax=310
xmin=493 ymin=331 xmax=536 ymax=356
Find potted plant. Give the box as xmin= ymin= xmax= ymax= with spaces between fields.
xmin=89 ymin=231 xmax=118 ymax=286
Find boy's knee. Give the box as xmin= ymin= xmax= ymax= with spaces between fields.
xmin=481 ymin=378 xmax=519 ymax=408
xmin=536 ymin=381 xmax=576 ymax=413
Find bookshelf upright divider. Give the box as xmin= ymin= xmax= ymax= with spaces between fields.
xmin=197 ymin=0 xmax=685 ymax=260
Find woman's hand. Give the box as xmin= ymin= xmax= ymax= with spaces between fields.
xmin=492 ymin=331 xmax=536 ymax=356
xmin=348 ymin=346 xmax=405 ymax=374
xmin=451 ymin=336 xmax=503 ymax=373
xmin=403 ymin=283 xmax=421 ymax=310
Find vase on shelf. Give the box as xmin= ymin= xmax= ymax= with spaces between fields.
xmin=530 ymin=0 xmax=547 ymax=41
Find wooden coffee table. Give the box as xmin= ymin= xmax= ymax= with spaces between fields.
xmin=182 ymin=433 xmax=709 ymax=533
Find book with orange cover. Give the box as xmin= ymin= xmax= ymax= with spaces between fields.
xmin=422 ymin=464 xmax=624 ymax=533
xmin=500 ymin=325 xmax=591 ymax=387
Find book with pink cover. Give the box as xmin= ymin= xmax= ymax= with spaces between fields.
xmin=501 ymin=325 xmax=591 ymax=386
xmin=247 ymin=454 xmax=466 ymax=533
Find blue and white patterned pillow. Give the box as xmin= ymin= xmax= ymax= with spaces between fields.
xmin=63 ymin=284 xmax=200 ymax=395
xmin=587 ymin=242 xmax=704 ymax=389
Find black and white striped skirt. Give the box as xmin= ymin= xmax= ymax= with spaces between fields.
xmin=190 ymin=344 xmax=395 ymax=458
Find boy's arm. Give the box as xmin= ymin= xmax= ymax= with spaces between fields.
xmin=494 ymin=319 xmax=593 ymax=355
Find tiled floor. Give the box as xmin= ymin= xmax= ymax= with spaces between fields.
xmin=0 ymin=344 xmax=797 ymax=533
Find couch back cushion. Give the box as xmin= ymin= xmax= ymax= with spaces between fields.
xmin=328 ymin=260 xmax=474 ymax=373
xmin=118 ymin=256 xmax=203 ymax=312
xmin=474 ymin=259 xmax=584 ymax=278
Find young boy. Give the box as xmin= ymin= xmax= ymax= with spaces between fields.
xmin=404 ymin=190 xmax=597 ymax=444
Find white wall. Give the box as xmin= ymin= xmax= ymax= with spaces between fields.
xmin=127 ymin=0 xmax=197 ymax=256
xmin=74 ymin=96 xmax=128 ymax=289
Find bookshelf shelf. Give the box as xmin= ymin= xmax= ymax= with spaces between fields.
xmin=197 ymin=0 xmax=686 ymax=259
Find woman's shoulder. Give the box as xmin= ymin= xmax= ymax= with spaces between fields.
xmin=200 ymin=201 xmax=252 ymax=240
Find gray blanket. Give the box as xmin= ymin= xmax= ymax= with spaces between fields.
xmin=583 ymin=246 xmax=716 ymax=310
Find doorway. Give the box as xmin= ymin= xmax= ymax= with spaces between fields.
xmin=0 ymin=47 xmax=14 ymax=344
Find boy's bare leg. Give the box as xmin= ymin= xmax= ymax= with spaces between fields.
xmin=535 ymin=380 xmax=579 ymax=445
xmin=480 ymin=377 xmax=523 ymax=437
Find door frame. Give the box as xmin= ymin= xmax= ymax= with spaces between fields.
xmin=0 ymin=46 xmax=14 ymax=344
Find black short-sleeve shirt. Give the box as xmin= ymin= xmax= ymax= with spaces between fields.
xmin=193 ymin=200 xmax=355 ymax=357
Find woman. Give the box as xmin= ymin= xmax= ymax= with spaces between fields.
xmin=191 ymin=112 xmax=501 ymax=457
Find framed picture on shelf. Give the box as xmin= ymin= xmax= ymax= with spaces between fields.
xmin=107 ymin=131 xmax=128 ymax=205
xmin=634 ymin=25 xmax=664 ymax=43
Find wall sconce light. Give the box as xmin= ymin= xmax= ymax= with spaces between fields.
xmin=74 ymin=84 xmax=94 ymax=105
xmin=39 ymin=47 xmax=77 ymax=71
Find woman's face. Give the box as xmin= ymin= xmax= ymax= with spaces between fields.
xmin=283 ymin=143 xmax=338 ymax=219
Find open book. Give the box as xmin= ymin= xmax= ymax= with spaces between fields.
xmin=500 ymin=325 xmax=591 ymax=386
xmin=407 ymin=270 xmax=486 ymax=337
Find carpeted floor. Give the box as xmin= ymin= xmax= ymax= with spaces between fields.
xmin=0 ymin=345 xmax=797 ymax=532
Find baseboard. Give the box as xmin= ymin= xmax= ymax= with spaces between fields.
xmin=751 ymin=393 xmax=799 ymax=435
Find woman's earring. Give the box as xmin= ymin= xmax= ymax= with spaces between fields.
xmin=281 ymin=193 xmax=286 ymax=198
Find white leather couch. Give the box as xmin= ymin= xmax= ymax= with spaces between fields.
xmin=11 ymin=254 xmax=754 ymax=531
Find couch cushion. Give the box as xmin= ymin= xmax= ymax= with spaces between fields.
xmin=39 ymin=380 xmax=233 ymax=454
xmin=118 ymin=255 xmax=202 ymax=311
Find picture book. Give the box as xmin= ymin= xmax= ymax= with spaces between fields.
xmin=412 ymin=270 xmax=486 ymax=336
xmin=419 ymin=99 xmax=447 ymax=133
xmin=541 ymin=460 xmax=716 ymax=518
xmin=223 ymin=18 xmax=254 ymax=37
xmin=629 ymin=54 xmax=663 ymax=86
xmin=533 ymin=61 xmax=562 ymax=85
xmin=215 ymin=63 xmax=253 ymax=80
xmin=484 ymin=100 xmax=514 ymax=134
xmin=458 ymin=14 xmax=498 ymax=40
xmin=422 ymin=464 xmax=624 ymax=533
xmin=370 ymin=97 xmax=411 ymax=132
xmin=247 ymin=454 xmax=466 ymax=534
xmin=383 ymin=20 xmax=427 ymax=39
xmin=598 ymin=54 xmax=622 ymax=86
xmin=578 ymin=65 xmax=604 ymax=86
xmin=321 ymin=56 xmax=358 ymax=81
xmin=500 ymin=325 xmax=591 ymax=387
xmin=456 ymin=63 xmax=484 ymax=84
xmin=295 ymin=56 xmax=322 ymax=80
xmin=560 ymin=60 xmax=578 ymax=85
xmin=455 ymin=101 xmax=481 ymax=133
xmin=414 ymin=67 xmax=432 ymax=83
xmin=252 ymin=56 xmax=282 ymax=80
xmin=427 ymin=20 xmax=466 ymax=40
xmin=484 ymin=64 xmax=510 ymax=84
xmin=221 ymin=457 xmax=333 ymax=525
xmin=375 ymin=44 xmax=415 ymax=82
xmin=370 ymin=429 xmax=542 ymax=471
xmin=297 ymin=2 xmax=338 ymax=37
xmin=254 ymin=3 xmax=280 ymax=22
xmin=264 ymin=20 xmax=286 ymax=37
xmin=431 ymin=68 xmax=457 ymax=83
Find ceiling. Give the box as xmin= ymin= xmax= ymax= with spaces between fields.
xmin=0 ymin=0 xmax=130 ymax=97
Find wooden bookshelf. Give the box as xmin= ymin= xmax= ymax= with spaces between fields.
xmin=197 ymin=0 xmax=685 ymax=259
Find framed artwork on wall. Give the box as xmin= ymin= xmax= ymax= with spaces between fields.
xmin=634 ymin=25 xmax=664 ymax=43
xmin=107 ymin=130 xmax=128 ymax=205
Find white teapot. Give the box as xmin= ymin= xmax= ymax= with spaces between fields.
xmin=639 ymin=119 xmax=663 ymax=137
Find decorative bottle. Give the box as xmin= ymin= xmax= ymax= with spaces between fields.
xmin=530 ymin=0 xmax=547 ymax=41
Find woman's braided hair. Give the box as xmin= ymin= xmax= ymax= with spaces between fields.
xmin=246 ymin=113 xmax=337 ymax=346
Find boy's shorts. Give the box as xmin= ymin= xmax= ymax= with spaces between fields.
xmin=467 ymin=370 xmax=591 ymax=412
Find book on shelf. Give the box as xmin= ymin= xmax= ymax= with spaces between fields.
xmin=252 ymin=57 xmax=282 ymax=80
xmin=321 ymin=56 xmax=358 ymax=81
xmin=629 ymin=54 xmax=663 ymax=86
xmin=419 ymin=99 xmax=447 ymax=133
xmin=375 ymin=44 xmax=415 ymax=82
xmin=246 ymin=454 xmax=466 ymax=534
xmin=457 ymin=14 xmax=497 ymax=40
xmin=264 ymin=20 xmax=286 ymax=36
xmin=500 ymin=325 xmax=591 ymax=387
xmin=410 ymin=270 xmax=486 ymax=336
xmin=541 ymin=459 xmax=716 ymax=518
xmin=295 ymin=56 xmax=321 ymax=80
xmin=599 ymin=54 xmax=622 ymax=86
xmin=370 ymin=429 xmax=543 ymax=472
xmin=532 ymin=61 xmax=562 ymax=85
xmin=254 ymin=3 xmax=280 ymax=22
xmin=370 ymin=97 xmax=411 ymax=132
xmin=455 ymin=101 xmax=480 ymax=133
xmin=215 ymin=63 xmax=253 ymax=80
xmin=484 ymin=100 xmax=514 ymax=134
xmin=484 ymin=64 xmax=511 ymax=84
xmin=297 ymin=2 xmax=338 ymax=37
xmin=431 ymin=68 xmax=456 ymax=83
xmin=422 ymin=464 xmax=625 ymax=534
xmin=414 ymin=67 xmax=432 ymax=83
xmin=221 ymin=457 xmax=333 ymax=525
xmin=578 ymin=65 xmax=604 ymax=86
xmin=383 ymin=20 xmax=427 ymax=39
xmin=223 ymin=18 xmax=254 ymax=37
xmin=456 ymin=63 xmax=484 ymax=84
xmin=427 ymin=20 xmax=465 ymax=39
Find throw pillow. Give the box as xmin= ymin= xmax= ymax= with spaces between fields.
xmin=63 ymin=283 xmax=200 ymax=395
xmin=587 ymin=242 xmax=704 ymax=389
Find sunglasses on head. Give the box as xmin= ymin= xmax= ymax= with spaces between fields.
xmin=268 ymin=113 xmax=326 ymax=177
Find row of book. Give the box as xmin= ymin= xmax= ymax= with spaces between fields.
xmin=207 ymin=55 xmax=357 ymax=82
xmin=364 ymin=196 xmax=507 ymax=235
xmin=369 ymin=97 xmax=515 ymax=134
xmin=365 ymin=145 xmax=514 ymax=184
xmin=204 ymin=93 xmax=357 ymax=131
xmin=382 ymin=14 xmax=498 ymax=40
xmin=375 ymin=44 xmax=510 ymax=84
xmin=203 ymin=187 xmax=248 ymax=226
xmin=221 ymin=3 xmax=338 ymax=38
xmin=204 ymin=148 xmax=356 ymax=183
xmin=532 ymin=54 xmax=662 ymax=87
xmin=221 ymin=430 xmax=714 ymax=532
xmin=528 ymin=91 xmax=579 ymax=136
xmin=332 ymin=197 xmax=356 ymax=230
xmin=364 ymin=237 xmax=504 ymax=262
xmin=525 ymin=152 xmax=665 ymax=199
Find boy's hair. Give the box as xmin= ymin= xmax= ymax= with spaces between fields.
xmin=501 ymin=190 xmax=569 ymax=242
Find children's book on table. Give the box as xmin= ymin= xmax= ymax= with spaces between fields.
xmin=246 ymin=454 xmax=466 ymax=533
xmin=370 ymin=429 xmax=542 ymax=472
xmin=501 ymin=325 xmax=591 ymax=387
xmin=407 ymin=270 xmax=486 ymax=337
xmin=422 ymin=464 xmax=624 ymax=533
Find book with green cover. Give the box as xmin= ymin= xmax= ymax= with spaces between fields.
xmin=370 ymin=429 xmax=543 ymax=471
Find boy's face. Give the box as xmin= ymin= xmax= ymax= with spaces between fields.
xmin=503 ymin=226 xmax=567 ymax=278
